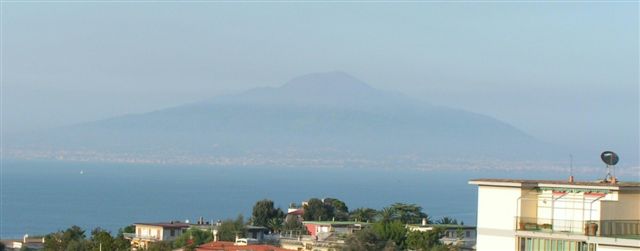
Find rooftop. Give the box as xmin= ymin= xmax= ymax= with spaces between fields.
xmin=469 ymin=178 xmax=640 ymax=189
xmin=134 ymin=222 xmax=191 ymax=228
xmin=196 ymin=241 xmax=293 ymax=251
xmin=303 ymin=221 xmax=370 ymax=225
xmin=406 ymin=224 xmax=476 ymax=229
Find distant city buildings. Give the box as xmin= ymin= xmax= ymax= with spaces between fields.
xmin=469 ymin=178 xmax=640 ymax=251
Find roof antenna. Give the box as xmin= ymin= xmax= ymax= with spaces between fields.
xmin=568 ymin=154 xmax=574 ymax=183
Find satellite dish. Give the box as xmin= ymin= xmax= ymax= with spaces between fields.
xmin=601 ymin=151 xmax=619 ymax=166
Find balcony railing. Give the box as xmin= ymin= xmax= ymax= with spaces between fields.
xmin=515 ymin=217 xmax=640 ymax=240
xmin=123 ymin=233 xmax=161 ymax=241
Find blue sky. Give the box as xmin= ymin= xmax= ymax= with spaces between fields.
xmin=2 ymin=2 xmax=638 ymax=163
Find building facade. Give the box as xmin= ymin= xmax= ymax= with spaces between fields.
xmin=124 ymin=222 xmax=190 ymax=250
xmin=469 ymin=179 xmax=640 ymax=251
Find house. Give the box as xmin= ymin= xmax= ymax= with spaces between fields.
xmin=469 ymin=178 xmax=640 ymax=251
xmin=407 ymin=223 xmax=477 ymax=250
xmin=278 ymin=221 xmax=368 ymax=251
xmin=210 ymin=224 xmax=273 ymax=243
xmin=286 ymin=207 xmax=305 ymax=224
xmin=124 ymin=221 xmax=190 ymax=250
xmin=1 ymin=235 xmax=45 ymax=250
xmin=303 ymin=221 xmax=368 ymax=240
xmin=196 ymin=241 xmax=294 ymax=251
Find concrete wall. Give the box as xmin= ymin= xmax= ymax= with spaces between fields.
xmin=601 ymin=191 xmax=640 ymax=220
xmin=162 ymin=228 xmax=184 ymax=241
xmin=475 ymin=185 xmax=523 ymax=251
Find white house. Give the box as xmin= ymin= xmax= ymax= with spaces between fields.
xmin=125 ymin=221 xmax=190 ymax=250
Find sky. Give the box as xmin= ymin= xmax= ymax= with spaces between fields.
xmin=2 ymin=2 xmax=638 ymax=164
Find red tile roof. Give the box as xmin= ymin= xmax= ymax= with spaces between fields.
xmin=196 ymin=241 xmax=294 ymax=251
xmin=287 ymin=209 xmax=304 ymax=215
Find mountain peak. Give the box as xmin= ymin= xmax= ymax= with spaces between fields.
xmin=211 ymin=71 xmax=406 ymax=107
xmin=281 ymin=71 xmax=374 ymax=93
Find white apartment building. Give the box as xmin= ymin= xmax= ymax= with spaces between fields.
xmin=469 ymin=178 xmax=640 ymax=251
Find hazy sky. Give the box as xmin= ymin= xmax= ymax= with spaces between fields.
xmin=2 ymin=2 xmax=638 ymax=162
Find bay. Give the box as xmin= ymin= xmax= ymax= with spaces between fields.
xmin=0 ymin=159 xmax=596 ymax=238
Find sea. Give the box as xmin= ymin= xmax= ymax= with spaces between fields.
xmin=0 ymin=159 xmax=611 ymax=239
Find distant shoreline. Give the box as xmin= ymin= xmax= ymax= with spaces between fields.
xmin=2 ymin=151 xmax=639 ymax=178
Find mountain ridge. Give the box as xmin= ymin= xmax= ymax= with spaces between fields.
xmin=4 ymin=72 xmax=554 ymax=164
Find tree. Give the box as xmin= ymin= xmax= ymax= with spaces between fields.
xmin=216 ymin=215 xmax=246 ymax=241
xmin=63 ymin=225 xmax=86 ymax=242
xmin=324 ymin=198 xmax=349 ymax=221
xmin=121 ymin=225 xmax=135 ymax=234
xmin=65 ymin=239 xmax=90 ymax=251
xmin=435 ymin=217 xmax=458 ymax=225
xmin=390 ymin=203 xmax=428 ymax=224
xmin=173 ymin=228 xmax=213 ymax=251
xmin=44 ymin=225 xmax=86 ymax=251
xmin=267 ymin=217 xmax=284 ymax=233
xmin=350 ymin=208 xmax=378 ymax=223
xmin=282 ymin=215 xmax=307 ymax=235
xmin=456 ymin=227 xmax=465 ymax=240
xmin=405 ymin=228 xmax=444 ymax=251
xmin=344 ymin=226 xmax=386 ymax=251
xmin=378 ymin=207 xmax=397 ymax=223
xmin=90 ymin=228 xmax=115 ymax=251
xmin=303 ymin=198 xmax=332 ymax=221
xmin=372 ymin=221 xmax=407 ymax=250
xmin=146 ymin=241 xmax=173 ymax=251
xmin=114 ymin=225 xmax=133 ymax=251
xmin=251 ymin=199 xmax=284 ymax=230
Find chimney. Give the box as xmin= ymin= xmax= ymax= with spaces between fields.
xmin=422 ymin=218 xmax=427 ymax=226
xmin=568 ymin=176 xmax=574 ymax=183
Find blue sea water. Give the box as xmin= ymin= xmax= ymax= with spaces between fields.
xmin=0 ymin=159 xmax=601 ymax=238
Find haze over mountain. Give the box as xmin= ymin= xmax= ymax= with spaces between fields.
xmin=5 ymin=72 xmax=555 ymax=165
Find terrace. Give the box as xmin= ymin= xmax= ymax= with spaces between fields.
xmin=122 ymin=233 xmax=161 ymax=241
xmin=515 ymin=217 xmax=640 ymax=240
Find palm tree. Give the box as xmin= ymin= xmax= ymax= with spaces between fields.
xmin=267 ymin=217 xmax=283 ymax=233
xmin=349 ymin=208 xmax=378 ymax=222
xmin=436 ymin=216 xmax=458 ymax=225
xmin=378 ymin=207 xmax=397 ymax=223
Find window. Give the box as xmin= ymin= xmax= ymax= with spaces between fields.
xmin=466 ymin=231 xmax=470 ymax=238
xmin=517 ymin=237 xmax=596 ymax=251
xmin=171 ymin=229 xmax=175 ymax=236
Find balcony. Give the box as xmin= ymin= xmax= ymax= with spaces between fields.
xmin=515 ymin=217 xmax=640 ymax=240
xmin=123 ymin=233 xmax=161 ymax=241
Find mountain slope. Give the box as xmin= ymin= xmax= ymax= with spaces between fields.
xmin=5 ymin=72 xmax=551 ymax=162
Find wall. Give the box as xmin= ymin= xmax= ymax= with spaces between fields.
xmin=135 ymin=225 xmax=164 ymax=240
xmin=162 ymin=228 xmax=185 ymax=241
xmin=601 ymin=191 xmax=640 ymax=220
xmin=475 ymin=185 xmax=524 ymax=251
